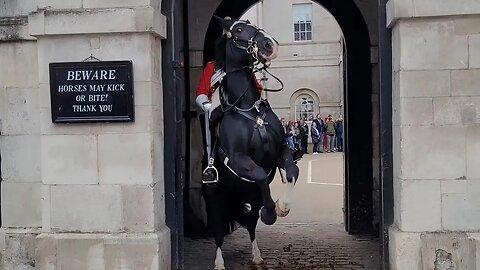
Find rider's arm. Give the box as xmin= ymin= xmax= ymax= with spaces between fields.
xmin=195 ymin=62 xmax=215 ymax=111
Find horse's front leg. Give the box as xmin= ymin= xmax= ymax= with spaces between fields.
xmin=230 ymin=153 xmax=277 ymax=225
xmin=276 ymin=145 xmax=300 ymax=217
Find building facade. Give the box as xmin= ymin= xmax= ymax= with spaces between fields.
xmin=0 ymin=0 xmax=480 ymax=269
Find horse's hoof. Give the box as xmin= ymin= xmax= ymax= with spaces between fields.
xmin=252 ymin=258 xmax=264 ymax=265
xmin=275 ymin=199 xmax=290 ymax=217
xmin=214 ymin=267 xmax=225 ymax=270
xmin=260 ymin=207 xmax=277 ymax=225
xmin=251 ymin=260 xmax=267 ymax=270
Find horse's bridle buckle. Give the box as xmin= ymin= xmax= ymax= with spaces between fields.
xmin=256 ymin=116 xmax=264 ymax=126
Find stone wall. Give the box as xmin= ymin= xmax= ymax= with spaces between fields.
xmin=0 ymin=1 xmax=170 ymax=269
xmin=388 ymin=0 xmax=480 ymax=268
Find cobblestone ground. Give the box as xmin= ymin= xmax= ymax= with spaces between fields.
xmin=184 ymin=223 xmax=381 ymax=270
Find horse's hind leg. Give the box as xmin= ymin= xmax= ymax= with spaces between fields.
xmin=213 ymin=222 xmax=225 ymax=269
xmin=204 ymin=186 xmax=227 ymax=269
xmin=275 ymin=146 xmax=300 ymax=217
xmin=214 ymin=236 xmax=225 ymax=270
xmin=230 ymin=153 xmax=277 ymax=225
xmin=247 ymin=222 xmax=263 ymax=264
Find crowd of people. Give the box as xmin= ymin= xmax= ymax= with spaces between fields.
xmin=281 ymin=114 xmax=343 ymax=154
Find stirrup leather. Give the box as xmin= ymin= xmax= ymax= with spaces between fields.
xmin=202 ymin=158 xmax=219 ymax=184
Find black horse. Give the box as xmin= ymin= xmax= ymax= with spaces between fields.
xmin=204 ymin=17 xmax=300 ymax=269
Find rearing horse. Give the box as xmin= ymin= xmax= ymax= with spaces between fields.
xmin=205 ymin=16 xmax=300 ymax=269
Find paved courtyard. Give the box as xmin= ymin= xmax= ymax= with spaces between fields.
xmin=184 ymin=223 xmax=381 ymax=269
xmin=185 ymin=153 xmax=381 ymax=269
xmin=270 ymin=152 xmax=345 ymax=224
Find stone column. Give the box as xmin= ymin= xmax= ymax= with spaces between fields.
xmin=387 ymin=0 xmax=480 ymax=269
xmin=0 ymin=2 xmax=41 ymax=269
xmin=2 ymin=1 xmax=170 ymax=269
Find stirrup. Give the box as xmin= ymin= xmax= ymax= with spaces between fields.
xmin=202 ymin=158 xmax=219 ymax=184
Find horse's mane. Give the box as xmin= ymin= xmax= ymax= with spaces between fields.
xmin=214 ymin=34 xmax=227 ymax=70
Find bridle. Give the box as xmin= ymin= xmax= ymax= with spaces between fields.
xmin=219 ymin=20 xmax=284 ymax=112
xmin=227 ymin=20 xmax=263 ymax=64
xmin=226 ymin=20 xmax=284 ymax=93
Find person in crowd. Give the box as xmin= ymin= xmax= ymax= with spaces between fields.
xmin=322 ymin=116 xmax=329 ymax=152
xmin=310 ymin=122 xmax=321 ymax=154
xmin=293 ymin=121 xmax=302 ymax=151
xmin=325 ymin=115 xmax=336 ymax=152
xmin=280 ymin=118 xmax=287 ymax=129
xmin=299 ymin=119 xmax=309 ymax=154
xmin=336 ymin=115 xmax=344 ymax=152
xmin=312 ymin=113 xmax=324 ymax=153
xmin=281 ymin=119 xmax=288 ymax=141
xmin=285 ymin=121 xmax=295 ymax=150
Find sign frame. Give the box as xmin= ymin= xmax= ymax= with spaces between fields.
xmin=49 ymin=60 xmax=134 ymax=123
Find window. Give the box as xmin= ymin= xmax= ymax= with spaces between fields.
xmin=293 ymin=4 xmax=312 ymax=41
xmin=295 ymin=94 xmax=315 ymax=121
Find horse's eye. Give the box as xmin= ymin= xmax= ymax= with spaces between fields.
xmin=237 ymin=28 xmax=242 ymax=32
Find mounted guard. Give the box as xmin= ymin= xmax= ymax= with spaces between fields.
xmin=195 ymin=16 xmax=302 ymax=269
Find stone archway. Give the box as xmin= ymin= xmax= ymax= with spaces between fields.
xmin=177 ymin=0 xmax=392 ymax=268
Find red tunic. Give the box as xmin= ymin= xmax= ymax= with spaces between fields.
xmin=195 ymin=61 xmax=263 ymax=101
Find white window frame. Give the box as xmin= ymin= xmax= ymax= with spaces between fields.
xmin=295 ymin=94 xmax=315 ymax=121
xmin=293 ymin=3 xmax=313 ymax=42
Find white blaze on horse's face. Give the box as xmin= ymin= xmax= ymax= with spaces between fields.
xmin=259 ymin=30 xmax=279 ymax=62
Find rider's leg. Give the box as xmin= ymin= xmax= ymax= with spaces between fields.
xmin=202 ymin=108 xmax=223 ymax=184
xmin=199 ymin=112 xmax=208 ymax=169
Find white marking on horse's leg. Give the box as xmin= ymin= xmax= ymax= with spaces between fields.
xmin=279 ymin=168 xmax=287 ymax=184
xmin=214 ymin=247 xmax=225 ymax=270
xmin=277 ymin=178 xmax=295 ymax=216
xmin=244 ymin=203 xmax=252 ymax=214
xmin=251 ymin=239 xmax=264 ymax=264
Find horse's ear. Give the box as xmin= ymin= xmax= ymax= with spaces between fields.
xmin=214 ymin=15 xmax=227 ymax=30
xmin=214 ymin=15 xmax=233 ymax=31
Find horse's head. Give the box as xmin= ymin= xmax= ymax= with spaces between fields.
xmin=215 ymin=16 xmax=279 ymax=65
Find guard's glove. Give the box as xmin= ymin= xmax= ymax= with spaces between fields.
xmin=196 ymin=94 xmax=211 ymax=112
xmin=203 ymin=103 xmax=212 ymax=111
